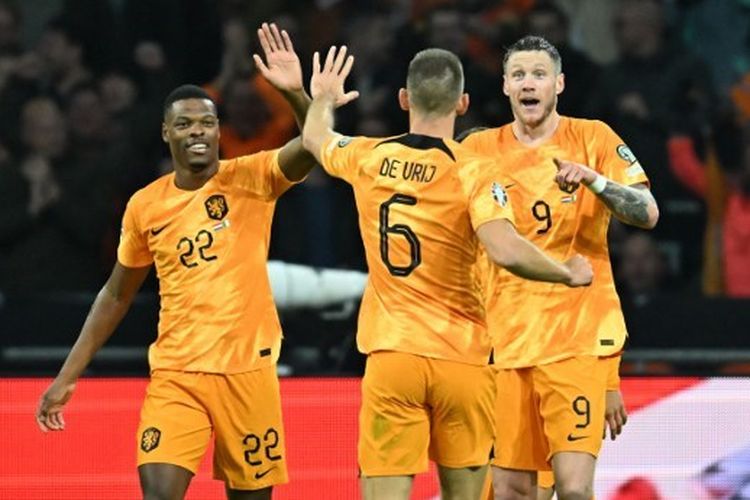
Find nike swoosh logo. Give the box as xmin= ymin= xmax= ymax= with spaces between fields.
xmin=567 ymin=433 xmax=589 ymax=442
xmin=150 ymin=224 xmax=168 ymax=236
xmin=504 ymin=183 xmax=516 ymax=189
xmin=254 ymin=467 xmax=276 ymax=479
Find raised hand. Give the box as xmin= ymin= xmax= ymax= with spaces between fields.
xmin=253 ymin=22 xmax=303 ymax=93
xmin=310 ymin=46 xmax=359 ymax=108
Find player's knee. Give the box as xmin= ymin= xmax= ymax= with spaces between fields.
xmin=493 ymin=479 xmax=535 ymax=500
xmin=554 ymin=480 xmax=592 ymax=500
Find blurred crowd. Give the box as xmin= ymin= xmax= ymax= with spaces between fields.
xmin=1 ymin=0 xmax=749 ymax=309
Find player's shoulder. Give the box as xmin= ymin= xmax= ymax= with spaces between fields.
xmin=220 ymin=149 xmax=278 ymax=170
xmin=563 ymin=116 xmax=614 ymax=136
xmin=128 ymin=172 xmax=174 ymax=209
xmin=448 ymin=138 xmax=491 ymax=163
xmin=457 ymin=125 xmax=502 ymax=141
xmin=446 ymin=139 xmax=503 ymax=185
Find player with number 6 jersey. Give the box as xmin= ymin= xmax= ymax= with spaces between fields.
xmin=303 ymin=46 xmax=593 ymax=500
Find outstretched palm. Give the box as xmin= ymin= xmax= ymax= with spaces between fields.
xmin=254 ymin=22 xmax=302 ymax=92
xmin=310 ymin=46 xmax=359 ymax=108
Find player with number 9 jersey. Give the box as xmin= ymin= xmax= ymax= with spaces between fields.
xmin=303 ymin=46 xmax=591 ymax=498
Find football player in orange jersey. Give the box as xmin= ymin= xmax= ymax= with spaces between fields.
xmin=34 ymin=23 xmax=350 ymax=500
xmin=536 ymin=355 xmax=628 ymax=500
xmin=460 ymin=36 xmax=658 ymax=500
xmin=303 ymin=46 xmax=592 ymax=500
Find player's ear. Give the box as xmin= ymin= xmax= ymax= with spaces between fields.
xmin=398 ymin=88 xmax=410 ymax=111
xmin=502 ymin=75 xmax=510 ymax=97
xmin=556 ymin=72 xmax=565 ymax=96
xmin=161 ymin=122 xmax=168 ymax=143
xmin=456 ymin=93 xmax=469 ymax=116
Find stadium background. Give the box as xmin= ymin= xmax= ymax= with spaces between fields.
xmin=1 ymin=0 xmax=749 ymax=498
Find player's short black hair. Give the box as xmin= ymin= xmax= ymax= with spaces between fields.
xmin=406 ymin=48 xmax=464 ymax=116
xmin=162 ymin=84 xmax=215 ymax=118
xmin=503 ymin=35 xmax=562 ymax=74
xmin=455 ymin=126 xmax=489 ymax=143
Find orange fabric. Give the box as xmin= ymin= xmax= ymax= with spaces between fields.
xmin=463 ymin=118 xmax=649 ymax=367
xmin=204 ymin=75 xmax=296 ymax=158
xmin=318 ymin=133 xmax=515 ymax=365
xmin=358 ymin=352 xmax=495 ymax=475
xmin=118 ymin=150 xmax=299 ymax=373
xmin=493 ymin=356 xmax=608 ymax=470
xmin=538 ymin=469 xmax=555 ymax=489
xmin=137 ymin=367 xmax=287 ymax=488
xmin=605 ymin=354 xmax=622 ymax=391
xmin=730 ymin=73 xmax=750 ymax=124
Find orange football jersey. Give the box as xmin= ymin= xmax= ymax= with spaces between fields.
xmin=118 ymin=150 xmax=298 ymax=373
xmin=462 ymin=117 xmax=649 ymax=367
xmin=318 ymin=133 xmax=515 ymax=365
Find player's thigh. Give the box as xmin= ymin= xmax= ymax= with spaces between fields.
xmin=359 ymin=351 xmax=431 ymax=477
xmin=493 ymin=367 xmax=549 ymax=471
xmin=209 ymin=365 xmax=288 ymax=490
xmin=535 ymin=356 xmax=606 ymax=466
xmin=226 ymin=485 xmax=272 ymax=500
xmin=361 ymin=476 xmax=414 ymax=500
xmin=136 ymin=370 xmax=212 ymax=475
xmin=429 ymin=358 xmax=494 ymax=468
xmin=139 ymin=462 xmax=193 ymax=500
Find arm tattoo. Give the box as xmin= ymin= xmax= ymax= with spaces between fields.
xmin=597 ymin=182 xmax=655 ymax=228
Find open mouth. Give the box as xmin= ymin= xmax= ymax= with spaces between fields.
xmin=520 ymin=97 xmax=540 ymax=110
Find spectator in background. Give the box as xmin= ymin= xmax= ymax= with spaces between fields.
xmin=0 ymin=97 xmax=110 ymax=293
xmin=668 ymin=123 xmax=750 ymax=298
xmin=205 ymin=19 xmax=296 ymax=158
xmin=617 ymin=232 xmax=672 ymax=308
xmin=524 ymin=1 xmax=601 ymax=118
xmin=0 ymin=0 xmax=21 ymax=58
xmin=424 ymin=7 xmax=503 ymax=129
xmin=216 ymin=76 xmax=295 ymax=158
xmin=57 ymin=0 xmax=122 ymax=75
xmin=121 ymin=0 xmax=222 ymax=85
xmin=339 ymin=13 xmax=404 ymax=136
xmin=586 ymin=0 xmax=716 ymax=286
xmin=37 ymin=19 xmax=94 ymax=101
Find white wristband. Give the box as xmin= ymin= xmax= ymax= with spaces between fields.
xmin=587 ymin=174 xmax=608 ymax=194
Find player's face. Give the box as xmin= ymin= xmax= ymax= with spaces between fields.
xmin=503 ymin=50 xmax=563 ymax=128
xmin=163 ymin=98 xmax=220 ymax=172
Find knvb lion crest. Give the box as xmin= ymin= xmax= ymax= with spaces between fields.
xmin=205 ymin=194 xmax=229 ymax=221
xmin=140 ymin=427 xmax=161 ymax=453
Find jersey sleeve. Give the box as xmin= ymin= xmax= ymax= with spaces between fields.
xmin=117 ymin=197 xmax=152 ymax=268
xmin=594 ymin=121 xmax=650 ymax=187
xmin=465 ymin=160 xmax=516 ymax=230
xmin=232 ymin=149 xmax=300 ymax=201
xmin=318 ymin=134 xmax=362 ymax=183
xmin=606 ymin=355 xmax=621 ymax=391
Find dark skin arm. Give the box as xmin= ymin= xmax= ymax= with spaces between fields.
xmin=36 ymin=262 xmax=150 ymax=432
